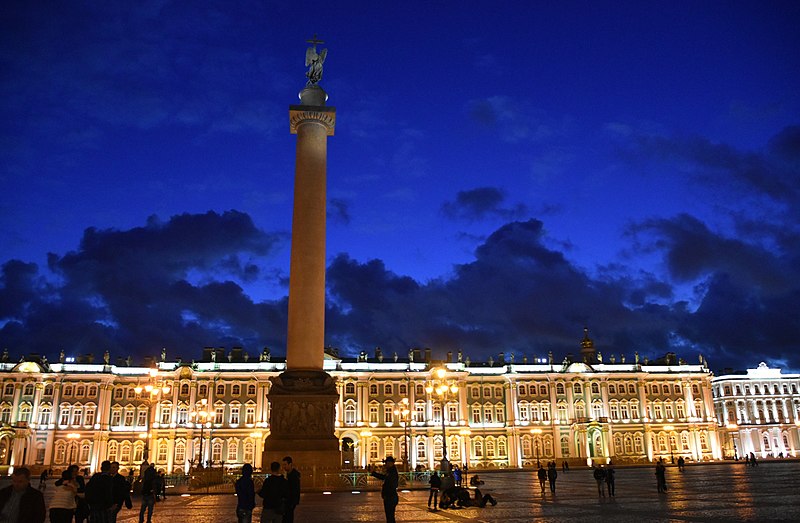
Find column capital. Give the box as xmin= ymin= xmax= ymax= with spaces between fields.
xmin=289 ymin=105 xmax=336 ymax=135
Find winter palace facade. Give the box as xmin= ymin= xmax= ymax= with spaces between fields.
xmin=0 ymin=341 xmax=798 ymax=475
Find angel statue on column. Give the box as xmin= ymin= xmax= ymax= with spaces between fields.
xmin=305 ymin=35 xmax=327 ymax=86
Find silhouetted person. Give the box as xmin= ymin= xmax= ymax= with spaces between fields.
xmin=605 ymin=463 xmax=615 ymax=497
xmin=371 ymin=456 xmax=399 ymax=523
xmin=537 ymin=465 xmax=547 ymax=493
xmin=258 ymin=461 xmax=288 ymax=523
xmin=138 ymin=463 xmax=157 ymax=523
xmin=677 ymin=456 xmax=685 ymax=472
xmin=86 ymin=460 xmax=115 ymax=523
xmin=0 ymin=467 xmax=46 ymax=523
xmin=593 ymin=465 xmax=606 ymax=497
xmin=235 ymin=463 xmax=256 ymax=523
xmin=547 ymin=461 xmax=558 ymax=493
xmin=282 ymin=456 xmax=301 ymax=523
xmin=49 ymin=470 xmax=78 ymax=523
xmin=110 ymin=462 xmax=132 ymax=523
xmin=428 ymin=471 xmax=441 ymax=510
xmin=655 ymin=459 xmax=667 ymax=493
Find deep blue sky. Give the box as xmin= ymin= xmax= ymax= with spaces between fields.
xmin=2 ymin=1 xmax=799 ymax=371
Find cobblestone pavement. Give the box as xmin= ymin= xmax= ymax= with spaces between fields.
xmin=39 ymin=461 xmax=799 ymax=522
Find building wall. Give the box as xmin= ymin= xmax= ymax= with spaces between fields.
xmin=6 ymin=356 xmax=785 ymax=474
xmin=711 ymin=362 xmax=800 ymax=460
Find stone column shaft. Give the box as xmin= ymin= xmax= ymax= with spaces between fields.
xmin=287 ymin=117 xmax=330 ymax=370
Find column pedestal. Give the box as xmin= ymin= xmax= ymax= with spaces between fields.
xmin=263 ymin=370 xmax=340 ymax=470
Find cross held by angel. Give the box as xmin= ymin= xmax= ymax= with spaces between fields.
xmin=305 ymin=35 xmax=327 ymax=86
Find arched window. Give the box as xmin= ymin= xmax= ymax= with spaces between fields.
xmin=227 ymin=440 xmax=239 ymax=462
xmin=369 ymin=440 xmax=379 ymax=461
xmin=399 ymin=383 xmax=407 ymax=395
xmin=174 ymin=441 xmax=186 ymax=465
xmin=416 ymin=438 xmax=426 ymax=459
xmin=384 ymin=384 xmax=393 ymax=395
xmin=198 ymin=384 xmax=208 ymax=397
xmin=486 ymin=438 xmax=496 ymax=458
xmin=44 ymin=384 xmax=54 ymax=396
xmin=247 ymin=384 xmax=256 ymax=396
xmin=522 ymin=437 xmax=532 ymax=457
xmin=88 ymin=385 xmax=98 ymax=397
xmin=369 ymin=384 xmax=378 ymax=395
xmin=556 ymin=383 xmax=565 ymax=395
xmin=591 ymin=383 xmax=600 ymax=394
xmin=211 ymin=440 xmax=223 ymax=462
xmin=243 ymin=440 xmax=254 ymax=464
xmin=157 ymin=442 xmax=168 ymax=463
xmin=23 ymin=384 xmax=35 ymax=396
xmin=344 ymin=403 xmax=356 ymax=426
xmin=232 ymin=384 xmax=241 ymax=396
xmin=473 ymin=439 xmax=483 ymax=457
xmin=38 ymin=405 xmax=52 ymax=426
xmin=345 ymin=382 xmax=355 ymax=395
xmin=216 ymin=384 xmax=225 ymax=396
xmin=573 ymin=383 xmax=583 ymax=395
xmin=497 ymin=437 xmax=507 ymax=457
xmin=539 ymin=385 xmax=548 ymax=395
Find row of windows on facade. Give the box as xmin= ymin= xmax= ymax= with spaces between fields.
xmin=0 ymin=382 xmax=261 ymax=400
xmin=3 ymin=395 xmax=710 ymax=429
xmin=49 ymin=438 xmax=258 ymax=468
xmin=342 ymin=398 xmax=708 ymax=426
xmin=715 ymin=382 xmax=799 ymax=397
xmin=344 ymin=381 xmax=703 ymax=398
xmin=718 ymin=399 xmax=800 ymax=424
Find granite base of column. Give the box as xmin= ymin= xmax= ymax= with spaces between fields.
xmin=262 ymin=370 xmax=341 ymax=471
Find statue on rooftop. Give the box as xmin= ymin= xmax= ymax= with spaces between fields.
xmin=305 ymin=35 xmax=327 ymax=86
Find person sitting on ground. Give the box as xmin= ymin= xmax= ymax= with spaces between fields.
xmin=473 ymin=486 xmax=497 ymax=507
xmin=469 ymin=475 xmax=484 ymax=487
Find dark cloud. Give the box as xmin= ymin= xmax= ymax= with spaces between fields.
xmin=441 ymin=187 xmax=527 ymax=221
xmin=3 ymin=207 xmax=799 ymax=371
xmin=622 ymin=126 xmax=800 ymax=206
xmin=0 ymin=211 xmax=288 ymax=360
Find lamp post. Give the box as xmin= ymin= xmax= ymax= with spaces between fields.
xmin=426 ymin=367 xmax=459 ymax=469
xmin=189 ymin=399 xmax=210 ymax=469
xmin=394 ymin=398 xmax=411 ymax=471
xmin=67 ymin=432 xmax=80 ymax=465
xmin=135 ymin=368 xmax=171 ymax=463
xmin=530 ymin=428 xmax=542 ymax=468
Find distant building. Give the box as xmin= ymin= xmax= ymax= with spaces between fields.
xmin=1 ymin=338 xmax=795 ymax=474
xmin=711 ymin=362 xmax=800 ymax=459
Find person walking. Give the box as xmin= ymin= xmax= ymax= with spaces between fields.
xmin=38 ymin=470 xmax=48 ymax=491
xmin=655 ymin=459 xmax=667 ymax=493
xmin=49 ymin=470 xmax=78 ymax=523
xmin=605 ymin=463 xmax=616 ymax=497
xmin=537 ymin=465 xmax=547 ymax=493
xmin=593 ymin=465 xmax=606 ymax=497
xmin=138 ymin=463 xmax=157 ymax=523
xmin=0 ymin=467 xmax=46 ymax=523
xmin=235 ymin=463 xmax=256 ymax=523
xmin=371 ymin=456 xmax=399 ymax=523
xmin=110 ymin=462 xmax=132 ymax=523
xmin=547 ymin=461 xmax=558 ymax=493
xmin=258 ymin=461 xmax=288 ymax=523
xmin=428 ymin=470 xmax=441 ymax=510
xmin=677 ymin=456 xmax=685 ymax=472
xmin=86 ymin=460 xmax=116 ymax=523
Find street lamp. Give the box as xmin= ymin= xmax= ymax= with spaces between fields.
xmin=394 ymin=398 xmax=411 ymax=471
xmin=67 ymin=432 xmax=80 ymax=465
xmin=135 ymin=368 xmax=171 ymax=463
xmin=530 ymin=428 xmax=542 ymax=468
xmin=188 ymin=399 xmax=210 ymax=469
xmin=426 ymin=367 xmax=459 ymax=469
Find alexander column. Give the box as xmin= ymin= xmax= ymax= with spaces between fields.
xmin=263 ymin=37 xmax=340 ymax=470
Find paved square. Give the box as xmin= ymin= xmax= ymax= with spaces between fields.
xmin=40 ymin=461 xmax=799 ymax=522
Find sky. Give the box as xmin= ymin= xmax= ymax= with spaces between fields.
xmin=2 ymin=1 xmax=799 ymax=372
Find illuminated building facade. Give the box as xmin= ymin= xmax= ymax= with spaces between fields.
xmin=0 ymin=338 xmax=742 ymax=474
xmin=711 ymin=362 xmax=800 ymax=459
